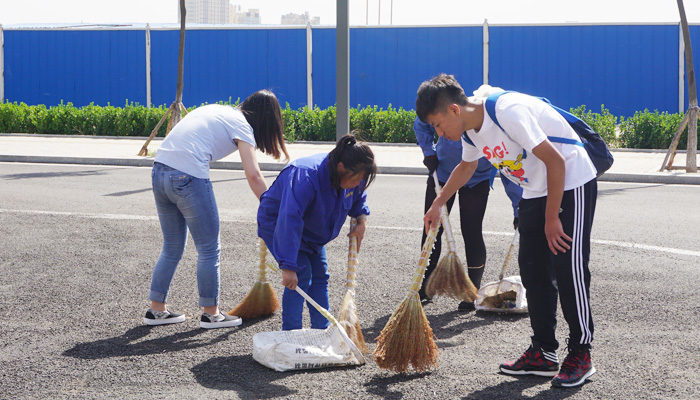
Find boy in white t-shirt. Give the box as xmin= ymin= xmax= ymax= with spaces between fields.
xmin=417 ymin=74 xmax=597 ymax=388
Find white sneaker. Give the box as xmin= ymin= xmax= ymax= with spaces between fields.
xmin=200 ymin=312 xmax=242 ymax=329
xmin=143 ymin=308 xmax=186 ymax=326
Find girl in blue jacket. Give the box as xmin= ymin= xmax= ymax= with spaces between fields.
xmin=257 ymin=134 xmax=376 ymax=330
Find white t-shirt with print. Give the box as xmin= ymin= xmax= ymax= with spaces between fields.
xmin=461 ymin=92 xmax=596 ymax=199
xmin=155 ymin=104 xmax=256 ymax=179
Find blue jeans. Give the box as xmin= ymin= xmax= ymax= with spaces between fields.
xmin=280 ymin=248 xmax=330 ymax=331
xmin=149 ymin=162 xmax=221 ymax=307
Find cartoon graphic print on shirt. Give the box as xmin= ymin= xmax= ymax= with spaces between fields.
xmin=482 ymin=141 xmax=528 ymax=186
xmin=496 ymin=153 xmax=527 ymax=184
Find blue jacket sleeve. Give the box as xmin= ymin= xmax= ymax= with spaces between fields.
xmin=272 ymin=170 xmax=316 ymax=272
xmin=414 ymin=117 xmax=437 ymax=157
xmin=500 ymin=172 xmax=523 ymax=218
xmin=348 ymin=185 xmax=370 ymax=218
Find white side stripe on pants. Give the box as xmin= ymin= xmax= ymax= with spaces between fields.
xmin=572 ymin=185 xmax=592 ymax=344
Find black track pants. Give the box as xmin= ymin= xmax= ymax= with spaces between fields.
xmin=518 ymin=179 xmax=597 ymax=352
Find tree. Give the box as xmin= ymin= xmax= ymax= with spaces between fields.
xmin=138 ymin=0 xmax=188 ymax=157
xmin=661 ymin=0 xmax=698 ymax=172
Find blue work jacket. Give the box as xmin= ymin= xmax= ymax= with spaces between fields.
xmin=257 ymin=153 xmax=370 ymax=272
xmin=414 ymin=116 xmax=493 ymax=187
xmin=414 ymin=117 xmax=522 ymax=216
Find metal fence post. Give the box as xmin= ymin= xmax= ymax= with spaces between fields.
xmin=0 ymin=24 xmax=4 ymax=103
xmin=336 ymin=0 xmax=350 ymax=140
xmin=483 ymin=19 xmax=489 ymax=86
xmin=306 ymin=22 xmax=313 ymax=109
xmin=146 ymin=23 xmax=152 ymax=108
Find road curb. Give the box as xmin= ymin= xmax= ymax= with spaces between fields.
xmin=2 ymin=154 xmax=699 ymax=185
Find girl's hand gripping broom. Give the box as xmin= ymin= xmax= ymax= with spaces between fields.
xmin=373 ymin=223 xmax=440 ymax=373
xmin=336 ymin=218 xmax=369 ymax=353
xmin=265 ymin=260 xmax=366 ymax=365
xmin=227 ymin=238 xmax=280 ymax=319
xmin=424 ymin=172 xmax=478 ymax=302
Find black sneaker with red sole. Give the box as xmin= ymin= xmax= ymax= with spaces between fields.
xmin=551 ymin=346 xmax=597 ymax=388
xmin=499 ymin=345 xmax=560 ymax=377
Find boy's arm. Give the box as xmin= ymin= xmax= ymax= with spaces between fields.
xmin=424 ymin=160 xmax=477 ymax=233
xmin=531 ymin=139 xmax=572 ymax=255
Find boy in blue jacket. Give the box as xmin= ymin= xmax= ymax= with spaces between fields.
xmin=257 ymin=134 xmax=376 ymax=330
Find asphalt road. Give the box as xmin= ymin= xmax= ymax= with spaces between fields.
xmin=1 ymin=162 xmax=699 ymax=399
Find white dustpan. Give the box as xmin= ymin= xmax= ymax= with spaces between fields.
xmin=475 ymin=230 xmax=528 ymax=313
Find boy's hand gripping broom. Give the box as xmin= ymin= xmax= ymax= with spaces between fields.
xmin=264 ymin=261 xmax=366 ymax=365
xmin=336 ymin=218 xmax=369 ymax=353
xmin=227 ymin=238 xmax=280 ymax=319
xmin=373 ymin=224 xmax=440 ymax=373
xmin=474 ymin=229 xmax=528 ymax=313
xmin=424 ymin=172 xmax=478 ymax=302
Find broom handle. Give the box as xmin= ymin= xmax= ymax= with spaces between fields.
xmin=431 ymin=172 xmax=458 ymax=253
xmin=264 ymin=260 xmax=366 ymax=364
xmin=258 ymin=238 xmax=269 ymax=283
xmin=498 ymin=229 xmax=520 ymax=280
xmin=408 ymin=224 xmax=440 ymax=299
xmin=346 ymin=218 xmax=358 ymax=289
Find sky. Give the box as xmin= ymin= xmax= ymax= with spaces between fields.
xmin=1 ymin=0 xmax=700 ymax=26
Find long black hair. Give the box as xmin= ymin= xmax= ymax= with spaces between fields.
xmin=239 ymin=89 xmax=289 ymax=162
xmin=328 ymin=134 xmax=377 ymax=191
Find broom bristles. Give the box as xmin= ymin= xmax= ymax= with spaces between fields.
xmin=228 ymin=280 xmax=280 ymax=319
xmin=374 ymin=225 xmax=440 ymax=373
xmin=227 ymin=238 xmax=280 ymax=319
xmin=425 ymin=252 xmax=478 ymax=302
xmin=337 ymin=289 xmax=369 ymax=353
xmin=374 ymin=297 xmax=439 ymax=372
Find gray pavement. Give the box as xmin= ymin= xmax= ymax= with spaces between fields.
xmin=1 ymin=133 xmax=699 ymax=184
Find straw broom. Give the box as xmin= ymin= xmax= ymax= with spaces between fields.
xmin=336 ymin=218 xmax=369 ymax=353
xmin=227 ymin=238 xmax=280 ymax=319
xmin=424 ymin=172 xmax=478 ymax=302
xmin=373 ymin=224 xmax=440 ymax=373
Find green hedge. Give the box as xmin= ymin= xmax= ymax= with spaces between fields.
xmin=0 ymin=100 xmax=697 ymax=149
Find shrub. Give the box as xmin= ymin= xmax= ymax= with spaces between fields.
xmin=618 ymin=110 xmax=691 ymax=150
xmin=4 ymin=101 xmax=696 ymax=149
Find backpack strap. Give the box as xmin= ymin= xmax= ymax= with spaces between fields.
xmin=484 ymin=91 xmax=527 ymax=160
xmin=485 ymin=91 xmax=583 ymax=148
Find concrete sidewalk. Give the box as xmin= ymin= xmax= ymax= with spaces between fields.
xmin=1 ymin=133 xmax=699 ymax=184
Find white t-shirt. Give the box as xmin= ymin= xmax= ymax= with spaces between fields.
xmin=155 ymin=104 xmax=256 ymax=179
xmin=461 ymin=92 xmax=596 ymax=199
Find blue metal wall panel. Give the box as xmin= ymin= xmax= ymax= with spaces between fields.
xmin=3 ymin=24 xmax=693 ymax=118
xmin=310 ymin=28 xmax=336 ymax=109
xmin=311 ymin=26 xmax=483 ymax=111
xmin=490 ymin=25 xmax=678 ymax=117
xmin=3 ymin=30 xmax=146 ymax=107
xmin=150 ymin=28 xmax=306 ymax=108
xmin=350 ymin=26 xmax=482 ymax=111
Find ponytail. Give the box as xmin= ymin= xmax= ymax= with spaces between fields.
xmin=328 ymin=134 xmax=377 ymax=191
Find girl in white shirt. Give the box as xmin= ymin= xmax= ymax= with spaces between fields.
xmin=144 ymin=90 xmax=289 ymax=329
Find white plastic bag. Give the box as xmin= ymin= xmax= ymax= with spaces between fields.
xmin=475 ymin=275 xmax=528 ymax=313
xmin=253 ymin=325 xmax=363 ymax=372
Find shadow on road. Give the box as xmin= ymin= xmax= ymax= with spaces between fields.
xmin=463 ymin=376 xmax=585 ymax=399
xmin=364 ymin=371 xmax=431 ymax=399
xmin=191 ymin=354 xmax=362 ymax=398
xmin=63 ymin=318 xmax=270 ymax=359
xmin=1 ymin=168 xmax=121 ymax=180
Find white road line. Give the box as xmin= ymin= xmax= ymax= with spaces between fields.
xmin=2 ymin=208 xmax=699 ymax=258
